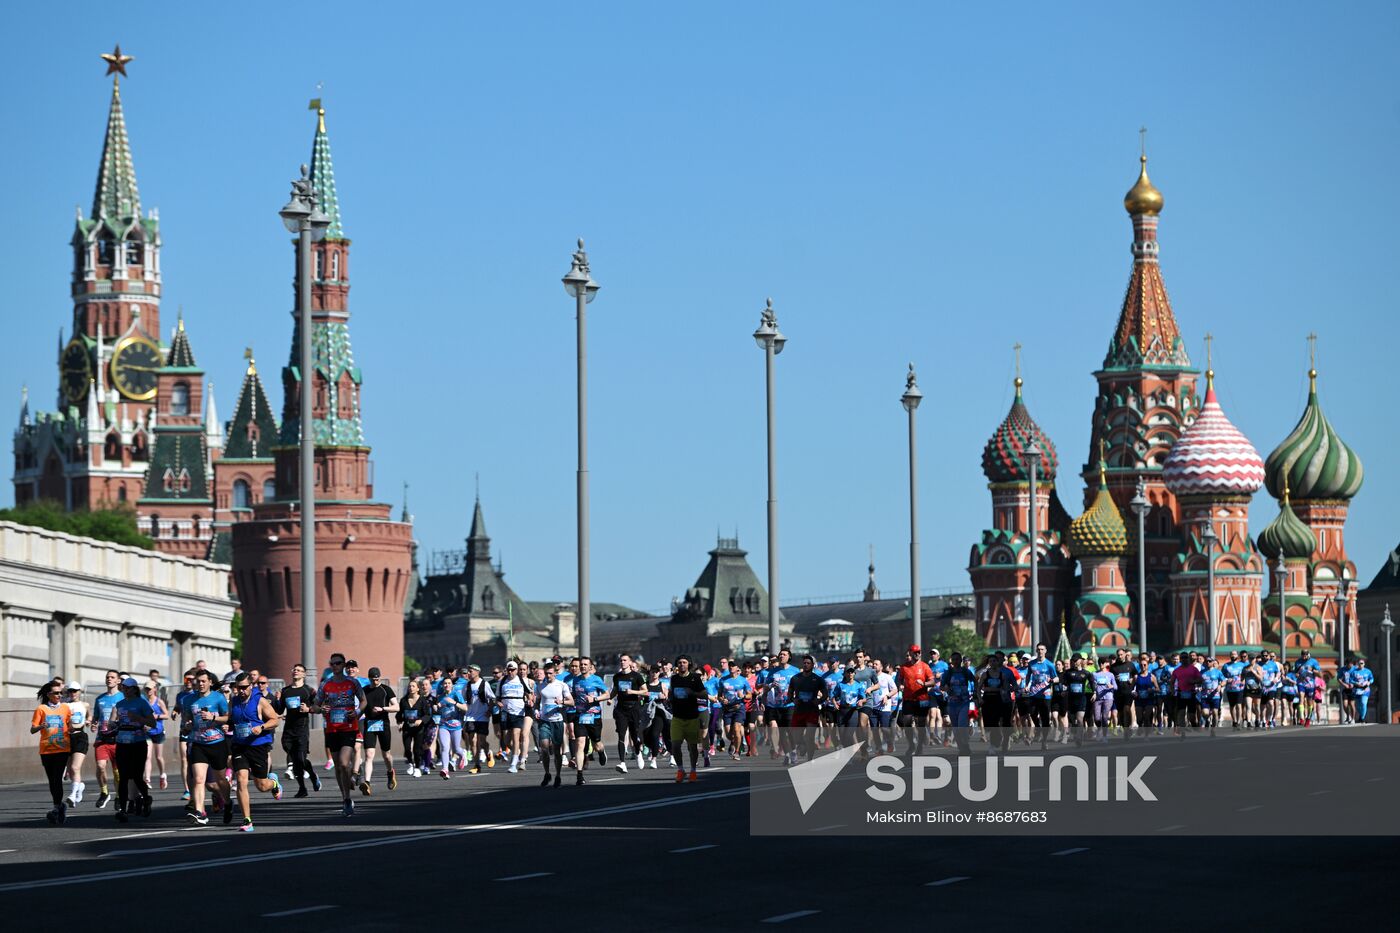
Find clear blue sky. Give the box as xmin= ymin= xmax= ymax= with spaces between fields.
xmin=4 ymin=3 xmax=1397 ymax=615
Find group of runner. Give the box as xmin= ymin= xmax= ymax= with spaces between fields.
xmin=28 ymin=642 xmax=1379 ymax=827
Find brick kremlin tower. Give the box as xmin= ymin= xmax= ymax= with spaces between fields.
xmin=13 ymin=47 xmax=222 ymax=555
xmin=968 ymin=374 xmax=1074 ymax=647
xmin=231 ymin=104 xmax=412 ymax=681
xmin=1162 ymin=363 xmax=1266 ymax=651
xmin=1260 ymin=351 xmax=1364 ymax=663
xmin=1085 ymin=153 xmax=1200 ymax=642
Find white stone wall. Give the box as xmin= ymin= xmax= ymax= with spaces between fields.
xmin=0 ymin=521 xmax=236 ymax=696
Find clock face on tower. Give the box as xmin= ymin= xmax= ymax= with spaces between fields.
xmin=110 ymin=334 xmax=162 ymax=401
xmin=60 ymin=338 xmax=92 ymax=404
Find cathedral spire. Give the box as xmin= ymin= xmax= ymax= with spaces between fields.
xmin=93 ymin=51 xmax=141 ymax=223
xmin=1105 ymin=146 xmax=1189 ymax=371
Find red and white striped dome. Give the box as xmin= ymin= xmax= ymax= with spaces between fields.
xmin=1163 ymin=385 xmax=1264 ymax=496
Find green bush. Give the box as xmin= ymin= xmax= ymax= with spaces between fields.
xmin=0 ymin=499 xmax=154 ymax=549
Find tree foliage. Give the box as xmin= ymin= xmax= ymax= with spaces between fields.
xmin=0 ymin=499 xmax=154 ymax=549
xmin=930 ymin=625 xmax=990 ymax=664
xmin=404 ymin=655 xmax=423 ymax=676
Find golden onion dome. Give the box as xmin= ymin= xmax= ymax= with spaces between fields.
xmin=1123 ymin=155 xmax=1164 ymax=216
xmin=1067 ymin=461 xmax=1131 ymax=558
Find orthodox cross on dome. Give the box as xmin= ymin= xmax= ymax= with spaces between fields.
xmin=1307 ymin=331 xmax=1318 ymax=387
xmin=1139 ymin=125 xmax=1147 ymax=158
xmin=1204 ymin=332 xmax=1214 ymax=388
xmin=1013 ymin=341 xmax=1023 ymax=389
xmin=101 ymin=44 xmax=133 ymax=79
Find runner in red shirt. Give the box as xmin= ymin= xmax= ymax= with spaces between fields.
xmin=897 ymin=645 xmax=934 ymax=756
xmin=315 ymin=652 xmax=366 ymax=818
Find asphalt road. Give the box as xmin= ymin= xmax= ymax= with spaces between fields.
xmin=0 ymin=734 xmax=1393 ymax=923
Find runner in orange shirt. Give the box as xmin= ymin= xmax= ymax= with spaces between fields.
xmin=32 ymin=681 xmax=73 ymax=824
xmin=897 ymin=645 xmax=934 ymax=756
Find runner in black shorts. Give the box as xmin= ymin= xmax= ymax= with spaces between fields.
xmin=360 ymin=667 xmax=399 ymax=793
xmin=610 ymin=654 xmax=646 ymax=772
xmin=1061 ymin=655 xmax=1091 ymax=745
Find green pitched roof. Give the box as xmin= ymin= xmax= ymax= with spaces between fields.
xmin=93 ymin=80 xmax=141 ymax=223
xmin=167 ymin=320 xmax=198 ymax=369
xmin=278 ymin=321 xmax=365 ymax=447
xmin=309 ymin=109 xmax=344 ymax=240
xmin=223 ymin=356 xmax=278 ymax=460
xmin=139 ymin=433 xmax=209 ymax=502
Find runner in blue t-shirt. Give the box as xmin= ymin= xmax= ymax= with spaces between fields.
xmin=719 ymin=668 xmax=751 ymax=761
xmin=1199 ymin=658 xmax=1225 ymax=730
xmin=1351 ymin=660 xmax=1375 ymax=723
xmin=1222 ymin=651 xmax=1247 ymax=729
xmin=569 ymin=659 xmax=608 ymax=784
xmin=1024 ymin=644 xmax=1057 ymax=748
xmin=762 ymin=650 xmax=800 ymax=761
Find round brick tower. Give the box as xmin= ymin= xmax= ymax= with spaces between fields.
xmin=233 ymin=104 xmax=411 ymax=682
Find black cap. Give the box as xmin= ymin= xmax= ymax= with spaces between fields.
xmin=368 ymin=667 xmax=382 ymax=678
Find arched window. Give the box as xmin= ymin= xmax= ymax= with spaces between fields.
xmin=314 ymin=252 xmax=322 ymax=279
xmin=170 ymin=381 xmax=190 ymax=416
xmin=232 ymin=479 xmax=251 ymax=509
xmin=331 ymin=251 xmax=340 ymax=279
xmin=262 ymin=478 xmax=276 ymax=501
xmin=149 ymin=514 xmax=160 ymax=537
xmin=117 ymin=486 xmax=127 ymax=502
xmin=125 ymin=241 xmax=142 ymax=265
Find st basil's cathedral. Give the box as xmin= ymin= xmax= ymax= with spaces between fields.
xmin=968 ymin=153 xmax=1364 ymax=665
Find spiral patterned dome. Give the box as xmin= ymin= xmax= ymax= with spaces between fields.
xmin=1162 ymin=382 xmax=1265 ymax=496
xmin=982 ymin=379 xmax=1058 ymax=483
xmin=1257 ymin=492 xmax=1315 ymax=561
xmin=1068 ymin=464 xmax=1130 ymax=558
xmin=1263 ymin=373 xmax=1363 ymax=501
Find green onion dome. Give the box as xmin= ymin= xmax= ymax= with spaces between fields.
xmin=1257 ymin=488 xmax=1315 ymax=561
xmin=1264 ymin=370 xmax=1363 ymax=501
xmin=982 ymin=378 xmax=1059 ymax=483
xmin=1067 ymin=461 xmax=1130 ymax=558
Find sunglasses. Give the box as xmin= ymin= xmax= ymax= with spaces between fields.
xmin=258 ymin=681 xmax=269 ymax=686
xmin=330 ymin=660 xmax=345 ymax=665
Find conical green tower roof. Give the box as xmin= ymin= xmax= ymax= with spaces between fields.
xmin=93 ymin=78 xmax=141 ymax=223
xmin=309 ymin=104 xmax=344 ymax=240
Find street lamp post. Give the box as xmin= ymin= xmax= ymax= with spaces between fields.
xmin=1025 ymin=442 xmax=1041 ymax=648
xmin=562 ymin=239 xmax=599 ymax=660
xmin=753 ymin=299 xmax=786 ymax=656
xmin=901 ymin=364 xmax=923 ymax=649
xmin=279 ymin=165 xmax=330 ymax=676
xmin=1382 ymin=605 xmax=1394 ymax=725
xmin=1334 ymin=579 xmax=1351 ymax=724
xmin=1201 ymin=520 xmax=1218 ymax=659
xmin=1129 ymin=479 xmax=1150 ymax=653
xmin=1276 ymin=553 xmax=1287 ymax=668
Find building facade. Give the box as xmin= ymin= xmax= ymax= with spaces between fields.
xmin=0 ymin=520 xmax=235 ymax=697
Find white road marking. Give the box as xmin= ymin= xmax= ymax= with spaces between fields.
xmin=927 ymin=876 xmax=970 ymax=886
xmin=1155 ymin=824 xmax=1184 ymax=832
xmin=1237 ymin=805 xmax=1263 ymax=812
xmin=65 ymin=830 xmax=177 ymax=845
xmin=1367 ymin=777 xmax=1384 ymax=782
xmin=763 ymin=910 xmax=820 ymax=923
xmin=0 ymin=850 xmax=15 ymax=855
xmin=0 ymin=785 xmax=750 ymax=892
xmin=808 ymin=824 xmax=844 ymax=832
xmin=592 ymin=777 xmax=624 ymax=783
xmin=98 ymin=841 xmax=221 ymax=858
xmin=495 ymin=872 xmax=553 ymax=882
xmin=1308 ymin=790 xmax=1331 ymax=796
xmin=261 ymin=906 xmax=338 ymax=918
xmin=670 ymin=844 xmax=717 ymax=853
xmin=1052 ymin=847 xmax=1089 ymax=856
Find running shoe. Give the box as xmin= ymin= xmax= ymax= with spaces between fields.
xmin=45 ymin=808 xmax=58 ymax=825
xmin=359 ymin=779 xmax=372 ymax=797
xmin=508 ymin=762 xmax=518 ymax=774
xmin=541 ymin=773 xmax=552 ymax=787
xmin=576 ymin=771 xmax=585 ymax=786
xmin=470 ymin=765 xmax=480 ymax=775
xmin=702 ymin=753 xmax=711 ymax=768
xmin=387 ymin=769 xmax=398 ymax=791
xmin=65 ymin=792 xmax=78 ymax=808
xmin=675 ymin=769 xmax=686 ymax=783
xmin=689 ymin=771 xmax=698 ymax=783
xmin=141 ymin=795 xmax=153 ymax=818
xmin=324 ymin=759 xmax=334 ymax=770
xmin=439 ymin=768 xmax=450 ymax=780
xmin=180 ymin=791 xmax=191 ymax=801
xmin=553 ymin=774 xmax=561 ymax=788
xmin=311 ymin=772 xmax=322 ymax=793
xmin=238 ymin=819 xmax=255 ymax=833
xmin=597 ymin=748 xmax=607 ymax=767
xmin=190 ymin=810 xmax=210 ymax=826
xmin=648 ymin=758 xmax=658 ymax=770
xmin=616 ymin=760 xmax=628 ymax=774
xmin=487 ymin=752 xmax=495 ymax=768
xmin=342 ymin=799 xmax=354 ymax=818
xmin=73 ymin=781 xmax=85 ymax=804
xmin=96 ymin=792 xmax=110 ymax=810
xmin=56 ymin=802 xmax=66 ymax=825
xmin=294 ymin=788 xmax=309 ymax=799
xmin=285 ymin=765 xmax=296 ymax=780
xmin=159 ymin=774 xmax=168 ymax=791
xmin=270 ymin=774 xmax=283 ymax=801
xmin=116 ymin=809 xmax=128 ymax=823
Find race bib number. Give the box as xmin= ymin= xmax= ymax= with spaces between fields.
xmin=367 ymin=719 xmax=385 ymax=733
xmin=285 ymin=696 xmax=301 ymax=709
xmin=1070 ymin=683 xmax=1084 ymax=694
xmin=579 ymin=713 xmax=598 ymax=724
xmin=233 ymin=722 xmax=254 ymax=741
xmin=329 ymin=709 xmax=349 ymax=724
